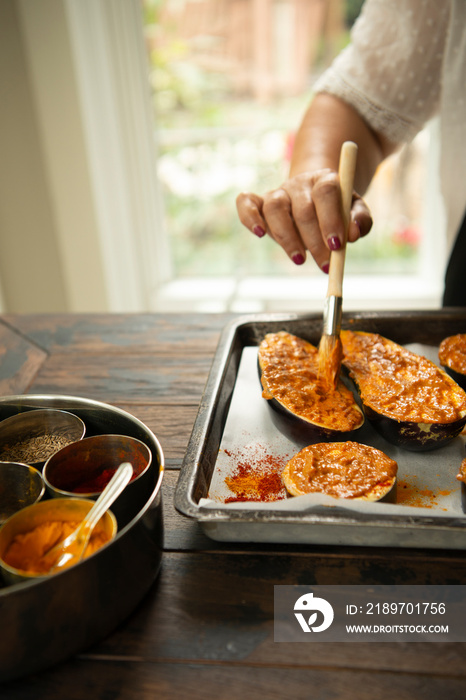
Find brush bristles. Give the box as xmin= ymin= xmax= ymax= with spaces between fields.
xmin=318 ymin=334 xmax=343 ymax=389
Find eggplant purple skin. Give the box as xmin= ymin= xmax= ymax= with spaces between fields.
xmin=441 ymin=364 xmax=466 ymax=392
xmin=363 ymin=404 xmax=466 ymax=452
xmin=257 ymin=359 xmax=364 ymax=447
xmin=341 ymin=362 xmax=466 ymax=451
xmin=460 ymin=480 xmax=466 ymax=514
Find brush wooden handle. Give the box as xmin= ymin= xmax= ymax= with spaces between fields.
xmin=327 ymin=141 xmax=358 ymax=298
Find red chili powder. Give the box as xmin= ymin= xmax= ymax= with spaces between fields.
xmin=223 ymin=446 xmax=288 ymax=502
xmin=396 ymin=478 xmax=451 ymax=510
xmin=72 ymin=467 xmax=138 ymax=494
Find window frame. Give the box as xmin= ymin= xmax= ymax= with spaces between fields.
xmin=64 ymin=0 xmax=169 ymax=311
xmin=55 ymin=1 xmax=447 ymax=313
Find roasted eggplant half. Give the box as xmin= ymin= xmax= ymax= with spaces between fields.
xmin=282 ymin=441 xmax=397 ymax=502
xmin=439 ymin=333 xmax=466 ymax=391
xmin=258 ymin=331 xmax=364 ymax=445
xmin=341 ymin=330 xmax=466 ymax=451
xmin=455 ymin=456 xmax=466 ymax=513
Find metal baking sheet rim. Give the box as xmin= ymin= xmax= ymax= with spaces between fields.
xmin=175 ymin=310 xmax=466 ymax=549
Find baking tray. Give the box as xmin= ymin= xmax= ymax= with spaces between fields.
xmin=175 ymin=310 xmax=466 ymax=548
xmin=0 ymin=394 xmax=164 ymax=683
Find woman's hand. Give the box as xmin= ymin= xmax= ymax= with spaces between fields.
xmin=236 ymin=169 xmax=373 ymax=272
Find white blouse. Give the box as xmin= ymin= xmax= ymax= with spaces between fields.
xmin=314 ymin=0 xmax=466 ymax=254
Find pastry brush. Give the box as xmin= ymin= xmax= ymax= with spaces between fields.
xmin=317 ymin=140 xmax=358 ymax=388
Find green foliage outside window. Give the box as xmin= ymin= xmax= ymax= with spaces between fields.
xmin=143 ymin=0 xmax=421 ymax=280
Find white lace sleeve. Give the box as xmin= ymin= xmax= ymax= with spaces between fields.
xmin=314 ymin=0 xmax=450 ymax=145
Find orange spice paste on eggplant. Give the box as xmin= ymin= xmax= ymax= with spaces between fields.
xmin=258 ymin=332 xmax=363 ymax=431
xmin=341 ymin=330 xmax=466 ymax=424
xmin=3 ymin=520 xmax=110 ymax=575
xmin=282 ymin=441 xmax=397 ymax=499
xmin=439 ymin=334 xmax=466 ymax=375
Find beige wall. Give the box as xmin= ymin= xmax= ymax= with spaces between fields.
xmin=0 ymin=0 xmax=108 ymax=312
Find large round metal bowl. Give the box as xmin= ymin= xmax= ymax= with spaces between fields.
xmin=0 ymin=395 xmax=164 ymax=683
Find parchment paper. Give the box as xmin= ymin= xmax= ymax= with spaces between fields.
xmin=200 ymin=344 xmax=466 ymax=519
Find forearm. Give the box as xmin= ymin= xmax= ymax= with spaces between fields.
xmin=289 ymin=93 xmax=398 ymax=194
xmin=236 ymin=93 xmax=389 ymax=270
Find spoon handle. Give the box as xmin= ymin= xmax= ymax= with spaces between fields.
xmin=82 ymin=462 xmax=133 ymax=533
xmin=47 ymin=462 xmax=134 ymax=572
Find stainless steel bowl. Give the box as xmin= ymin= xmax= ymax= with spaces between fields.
xmin=0 ymin=408 xmax=85 ymax=467
xmin=0 ymin=497 xmax=117 ymax=585
xmin=0 ymin=394 xmax=164 ymax=683
xmin=43 ymin=433 xmax=153 ymax=526
xmin=0 ymin=461 xmax=45 ymax=524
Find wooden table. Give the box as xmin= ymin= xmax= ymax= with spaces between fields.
xmin=2 ymin=313 xmax=466 ymax=700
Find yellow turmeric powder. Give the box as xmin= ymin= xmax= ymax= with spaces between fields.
xmin=3 ymin=520 xmax=110 ymax=574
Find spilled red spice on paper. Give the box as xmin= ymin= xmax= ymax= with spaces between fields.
xmin=222 ymin=445 xmax=289 ymax=502
xmin=396 ymin=478 xmax=452 ymax=510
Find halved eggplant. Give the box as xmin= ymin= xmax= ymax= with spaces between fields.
xmin=439 ymin=334 xmax=466 ymax=391
xmin=455 ymin=457 xmax=466 ymax=513
xmin=341 ymin=330 xmax=466 ymax=451
xmin=282 ymin=441 xmax=397 ymax=502
xmin=258 ymin=331 xmax=364 ymax=445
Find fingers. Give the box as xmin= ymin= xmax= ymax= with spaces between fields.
xmin=348 ymin=195 xmax=373 ymax=242
xmin=310 ymin=175 xmax=373 ymax=249
xmin=261 ymin=188 xmax=308 ymax=266
xmin=237 ymin=189 xmax=309 ymax=266
xmin=275 ymin=183 xmax=329 ymax=271
xmin=304 ymin=171 xmax=346 ymax=264
xmin=236 ymin=192 xmax=267 ymax=239
xmin=237 ymin=173 xmax=373 ymax=272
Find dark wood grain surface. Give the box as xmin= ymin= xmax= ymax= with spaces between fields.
xmin=2 ymin=313 xmax=466 ymax=700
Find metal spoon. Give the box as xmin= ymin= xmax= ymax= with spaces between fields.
xmin=46 ymin=462 xmax=133 ymax=572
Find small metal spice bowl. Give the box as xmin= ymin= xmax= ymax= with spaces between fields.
xmin=0 ymin=497 xmax=117 ymax=585
xmin=0 ymin=409 xmax=86 ymax=468
xmin=0 ymin=462 xmax=45 ymax=524
xmin=43 ymin=434 xmax=152 ymax=526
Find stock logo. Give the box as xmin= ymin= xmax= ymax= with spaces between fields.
xmin=294 ymin=592 xmax=334 ymax=633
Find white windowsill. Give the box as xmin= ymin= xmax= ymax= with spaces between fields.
xmin=152 ymin=274 xmax=443 ymax=314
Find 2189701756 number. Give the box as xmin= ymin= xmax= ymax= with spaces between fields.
xmin=364 ymin=602 xmax=446 ymax=615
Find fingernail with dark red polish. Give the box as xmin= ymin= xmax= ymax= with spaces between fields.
xmin=253 ymin=225 xmax=266 ymax=238
xmin=328 ymin=236 xmax=341 ymax=251
xmin=322 ymin=262 xmax=329 ymax=274
xmin=292 ymin=253 xmax=305 ymax=265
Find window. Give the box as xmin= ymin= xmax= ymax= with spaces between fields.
xmin=142 ymin=0 xmax=445 ymax=313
